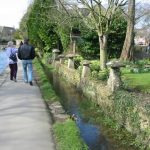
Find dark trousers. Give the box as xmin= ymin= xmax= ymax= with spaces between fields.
xmin=9 ymin=63 xmax=18 ymax=80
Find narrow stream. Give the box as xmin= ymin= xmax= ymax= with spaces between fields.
xmin=0 ymin=50 xmax=8 ymax=74
xmin=47 ymin=70 xmax=136 ymax=150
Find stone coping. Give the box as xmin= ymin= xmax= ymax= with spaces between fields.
xmin=82 ymin=60 xmax=90 ymax=66
xmin=52 ymin=49 xmax=60 ymax=53
xmin=66 ymin=54 xmax=75 ymax=58
xmin=106 ymin=61 xmax=125 ymax=68
xmin=58 ymin=54 xmax=65 ymax=58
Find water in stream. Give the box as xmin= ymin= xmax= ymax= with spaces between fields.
xmin=47 ymin=69 xmax=136 ymax=150
xmin=0 ymin=50 xmax=8 ymax=74
xmin=47 ymin=65 xmax=137 ymax=150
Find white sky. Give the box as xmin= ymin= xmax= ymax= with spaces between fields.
xmin=0 ymin=0 xmax=149 ymax=29
xmin=0 ymin=0 xmax=31 ymax=29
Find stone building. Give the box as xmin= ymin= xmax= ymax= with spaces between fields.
xmin=135 ymin=27 xmax=150 ymax=46
xmin=0 ymin=26 xmax=16 ymax=43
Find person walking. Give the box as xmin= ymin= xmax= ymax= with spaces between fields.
xmin=6 ymin=41 xmax=18 ymax=82
xmin=19 ymin=41 xmax=23 ymax=48
xmin=18 ymin=39 xmax=35 ymax=86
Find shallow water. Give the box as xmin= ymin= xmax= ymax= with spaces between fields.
xmin=0 ymin=50 xmax=8 ymax=74
xmin=48 ymin=65 xmax=139 ymax=150
xmin=50 ymin=74 xmax=113 ymax=150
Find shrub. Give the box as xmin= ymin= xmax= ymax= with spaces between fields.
xmin=90 ymin=60 xmax=100 ymax=72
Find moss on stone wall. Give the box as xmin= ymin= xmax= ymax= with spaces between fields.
xmin=52 ymin=61 xmax=150 ymax=149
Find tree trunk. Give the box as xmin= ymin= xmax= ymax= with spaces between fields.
xmin=99 ymin=35 xmax=107 ymax=70
xmin=120 ymin=0 xmax=135 ymax=61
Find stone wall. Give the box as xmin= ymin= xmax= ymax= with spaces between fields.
xmin=52 ymin=61 xmax=150 ymax=149
xmin=54 ymin=62 xmax=112 ymax=106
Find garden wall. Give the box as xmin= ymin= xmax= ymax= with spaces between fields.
xmin=52 ymin=61 xmax=150 ymax=149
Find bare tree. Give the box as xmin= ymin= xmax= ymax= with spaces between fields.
xmin=64 ymin=0 xmax=126 ymax=70
xmin=135 ymin=2 xmax=150 ymax=28
xmin=120 ymin=0 xmax=135 ymax=61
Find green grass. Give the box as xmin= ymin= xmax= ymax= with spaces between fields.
xmin=33 ymin=58 xmax=58 ymax=103
xmin=122 ymin=72 xmax=150 ymax=93
xmin=53 ymin=119 xmax=88 ymax=150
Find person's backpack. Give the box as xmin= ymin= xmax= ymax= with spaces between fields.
xmin=9 ymin=49 xmax=17 ymax=62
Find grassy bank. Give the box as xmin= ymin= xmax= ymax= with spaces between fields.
xmin=33 ymin=58 xmax=88 ymax=150
xmin=33 ymin=58 xmax=58 ymax=103
xmin=78 ymin=95 xmax=142 ymax=150
xmin=53 ymin=119 xmax=88 ymax=150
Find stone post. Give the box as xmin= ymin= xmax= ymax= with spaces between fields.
xmin=106 ymin=61 xmax=125 ymax=92
xmin=58 ymin=54 xmax=65 ymax=64
xmin=52 ymin=49 xmax=60 ymax=61
xmin=66 ymin=54 xmax=75 ymax=69
xmin=81 ymin=60 xmax=90 ymax=78
xmin=73 ymin=40 xmax=76 ymax=54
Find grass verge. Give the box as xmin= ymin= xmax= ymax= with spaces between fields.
xmin=53 ymin=119 xmax=88 ymax=150
xmin=33 ymin=58 xmax=58 ymax=103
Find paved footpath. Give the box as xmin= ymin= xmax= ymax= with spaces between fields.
xmin=0 ymin=60 xmax=55 ymax=150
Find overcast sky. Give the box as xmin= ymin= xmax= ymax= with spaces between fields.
xmin=0 ymin=0 xmax=149 ymax=29
xmin=0 ymin=0 xmax=31 ymax=29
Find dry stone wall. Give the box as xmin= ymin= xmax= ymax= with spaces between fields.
xmin=52 ymin=61 xmax=150 ymax=149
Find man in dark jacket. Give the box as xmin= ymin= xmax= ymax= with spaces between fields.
xmin=18 ymin=39 xmax=35 ymax=86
